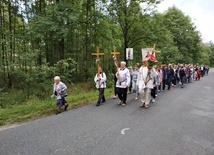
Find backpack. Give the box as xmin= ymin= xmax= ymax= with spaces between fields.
xmin=179 ymin=68 xmax=185 ymax=76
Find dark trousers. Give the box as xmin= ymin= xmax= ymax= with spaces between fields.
xmin=167 ymin=77 xmax=172 ymax=90
xmin=162 ymin=79 xmax=166 ymax=90
xmin=97 ymin=88 xmax=105 ymax=104
xmin=172 ymin=76 xmax=176 ymax=85
xmin=114 ymin=81 xmax=117 ymax=96
xmin=202 ymin=70 xmax=205 ymax=77
xmin=129 ymin=76 xmax=132 ymax=92
xmin=151 ymin=87 xmax=157 ymax=99
xmin=117 ymin=87 xmax=128 ymax=104
xmin=180 ymin=75 xmax=185 ymax=86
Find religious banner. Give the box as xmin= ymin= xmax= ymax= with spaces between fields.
xmin=126 ymin=48 xmax=133 ymax=60
xmin=142 ymin=48 xmax=155 ymax=62
xmin=142 ymin=44 xmax=160 ymax=62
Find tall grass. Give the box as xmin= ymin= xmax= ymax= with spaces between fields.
xmin=0 ymin=85 xmax=113 ymax=126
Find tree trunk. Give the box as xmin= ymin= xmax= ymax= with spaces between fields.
xmin=0 ymin=0 xmax=6 ymax=82
xmin=8 ymin=0 xmax=13 ymax=88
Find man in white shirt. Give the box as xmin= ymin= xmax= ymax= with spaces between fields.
xmin=137 ymin=61 xmax=157 ymax=109
xmin=94 ymin=67 xmax=107 ymax=106
xmin=116 ymin=61 xmax=130 ymax=106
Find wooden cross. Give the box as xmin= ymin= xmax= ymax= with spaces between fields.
xmin=111 ymin=46 xmax=120 ymax=58
xmin=152 ymin=43 xmax=161 ymax=53
xmin=111 ymin=46 xmax=121 ymax=84
xmin=111 ymin=46 xmax=120 ymax=67
xmin=91 ymin=46 xmax=104 ymax=88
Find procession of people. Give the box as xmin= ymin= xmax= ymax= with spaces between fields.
xmin=109 ymin=61 xmax=209 ymax=109
xmin=52 ymin=46 xmax=210 ymax=113
xmin=92 ymin=46 xmax=210 ymax=108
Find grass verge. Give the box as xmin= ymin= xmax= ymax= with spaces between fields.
xmin=0 ymin=87 xmax=113 ymax=126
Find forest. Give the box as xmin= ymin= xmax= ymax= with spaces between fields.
xmin=0 ymin=0 xmax=214 ymax=109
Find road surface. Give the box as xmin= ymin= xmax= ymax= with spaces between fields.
xmin=0 ymin=70 xmax=214 ymax=155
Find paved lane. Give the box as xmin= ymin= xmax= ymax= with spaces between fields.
xmin=1 ymin=70 xmax=214 ymax=155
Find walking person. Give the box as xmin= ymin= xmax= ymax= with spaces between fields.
xmin=200 ymin=65 xmax=205 ymax=77
xmin=172 ymin=64 xmax=177 ymax=87
xmin=137 ymin=61 xmax=157 ymax=109
xmin=52 ymin=76 xmax=68 ymax=115
xmin=158 ymin=65 xmax=163 ymax=92
xmin=195 ymin=66 xmax=201 ymax=80
xmin=94 ymin=67 xmax=107 ymax=106
xmin=113 ymin=67 xmax=119 ymax=99
xmin=190 ymin=65 xmax=194 ymax=83
xmin=178 ymin=64 xmax=186 ymax=88
xmin=128 ymin=66 xmax=133 ymax=94
xmin=166 ymin=64 xmax=174 ymax=90
xmin=161 ymin=65 xmax=167 ymax=91
xmin=116 ymin=61 xmax=130 ymax=106
xmin=155 ymin=66 xmax=161 ymax=95
xmin=207 ymin=66 xmax=210 ymax=75
xmin=151 ymin=66 xmax=160 ymax=103
xmin=132 ymin=63 xmax=140 ymax=100
xmin=185 ymin=64 xmax=191 ymax=83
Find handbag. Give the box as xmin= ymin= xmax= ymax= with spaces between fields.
xmin=61 ymin=93 xmax=68 ymax=98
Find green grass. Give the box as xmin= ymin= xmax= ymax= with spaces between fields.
xmin=0 ymin=86 xmax=113 ymax=126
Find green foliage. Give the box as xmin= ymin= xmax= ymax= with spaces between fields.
xmin=0 ymin=88 xmax=5 ymax=108
xmin=163 ymin=7 xmax=201 ymax=63
xmin=54 ymin=58 xmax=77 ymax=83
xmin=208 ymin=42 xmax=214 ymax=66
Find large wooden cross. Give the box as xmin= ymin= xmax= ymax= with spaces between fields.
xmin=111 ymin=46 xmax=120 ymax=70
xmin=152 ymin=43 xmax=161 ymax=53
xmin=91 ymin=46 xmax=104 ymax=88
xmin=111 ymin=46 xmax=121 ymax=84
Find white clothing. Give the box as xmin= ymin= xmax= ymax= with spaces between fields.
xmin=137 ymin=66 xmax=157 ymax=90
xmin=53 ymin=81 xmax=67 ymax=100
xmin=116 ymin=67 xmax=130 ymax=88
xmin=94 ymin=72 xmax=107 ymax=89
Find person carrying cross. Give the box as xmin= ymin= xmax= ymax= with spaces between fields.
xmin=116 ymin=61 xmax=130 ymax=106
xmin=94 ymin=66 xmax=107 ymax=106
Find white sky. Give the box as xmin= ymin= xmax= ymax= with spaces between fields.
xmin=157 ymin=0 xmax=214 ymax=43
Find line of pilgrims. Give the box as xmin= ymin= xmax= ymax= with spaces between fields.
xmin=93 ymin=61 xmax=209 ymax=108
xmin=52 ymin=46 xmax=209 ymax=114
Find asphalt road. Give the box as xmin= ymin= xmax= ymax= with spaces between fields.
xmin=1 ymin=70 xmax=214 ymax=155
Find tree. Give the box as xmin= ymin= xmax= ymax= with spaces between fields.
xmin=207 ymin=42 xmax=214 ymax=66
xmin=108 ymin=0 xmax=162 ymax=63
xmin=164 ymin=6 xmax=201 ymax=63
xmin=142 ymin=13 xmax=180 ymax=64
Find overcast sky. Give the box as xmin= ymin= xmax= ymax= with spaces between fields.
xmin=157 ymin=0 xmax=214 ymax=43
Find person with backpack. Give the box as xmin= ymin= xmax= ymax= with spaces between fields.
xmin=94 ymin=66 xmax=107 ymax=106
xmin=178 ymin=64 xmax=186 ymax=88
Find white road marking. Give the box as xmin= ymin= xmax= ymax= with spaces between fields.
xmin=121 ymin=128 xmax=130 ymax=135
